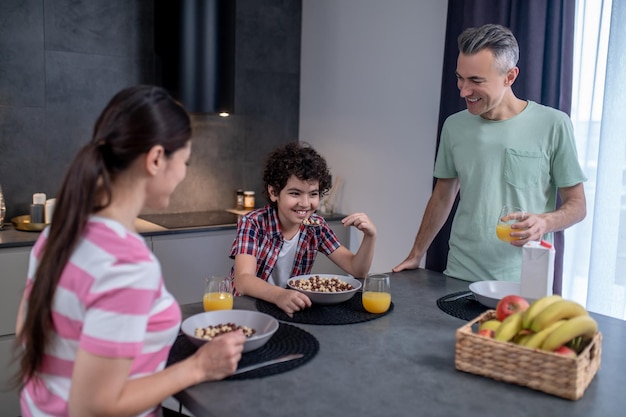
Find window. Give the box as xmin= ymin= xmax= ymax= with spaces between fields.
xmin=564 ymin=0 xmax=626 ymax=319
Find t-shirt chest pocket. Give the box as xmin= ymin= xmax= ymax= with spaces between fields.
xmin=503 ymin=148 xmax=546 ymax=189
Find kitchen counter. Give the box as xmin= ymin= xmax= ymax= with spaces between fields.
xmin=0 ymin=211 xmax=348 ymax=248
xmin=174 ymin=269 xmax=625 ymax=417
xmin=0 ymin=210 xmax=350 ymax=414
xmin=0 ymin=218 xmax=168 ymax=248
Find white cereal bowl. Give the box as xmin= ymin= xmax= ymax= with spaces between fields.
xmin=181 ymin=310 xmax=279 ymax=352
xmin=469 ymin=280 xmax=523 ymax=309
xmin=287 ymin=274 xmax=362 ymax=305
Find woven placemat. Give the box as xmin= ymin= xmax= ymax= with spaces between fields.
xmin=256 ymin=292 xmax=394 ymax=325
xmin=167 ymin=322 xmax=319 ymax=380
xmin=436 ymin=291 xmax=488 ymax=321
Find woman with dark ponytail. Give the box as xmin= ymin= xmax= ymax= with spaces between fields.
xmin=14 ymin=85 xmax=245 ymax=417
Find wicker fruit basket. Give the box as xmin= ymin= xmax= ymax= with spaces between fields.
xmin=455 ymin=310 xmax=602 ymax=400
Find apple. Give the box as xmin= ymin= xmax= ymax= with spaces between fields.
xmin=554 ymin=345 xmax=577 ymax=358
xmin=477 ymin=328 xmax=494 ymax=338
xmin=496 ymin=294 xmax=530 ymax=321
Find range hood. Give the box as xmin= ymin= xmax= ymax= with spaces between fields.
xmin=155 ymin=0 xmax=235 ymax=114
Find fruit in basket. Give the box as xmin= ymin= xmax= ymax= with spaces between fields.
xmin=479 ymin=320 xmax=501 ymax=332
xmin=529 ymin=299 xmax=589 ymax=332
xmin=513 ymin=330 xmax=533 ymax=345
xmin=520 ymin=320 xmax=567 ymax=349
xmin=553 ymin=345 xmax=578 ymax=358
xmin=541 ymin=315 xmax=598 ymax=352
xmin=521 ymin=294 xmax=562 ymax=329
xmin=496 ymin=294 xmax=530 ymax=321
xmin=477 ymin=328 xmax=495 ymax=338
xmin=494 ymin=311 xmax=524 ymax=342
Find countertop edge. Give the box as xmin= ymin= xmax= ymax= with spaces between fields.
xmin=0 ymin=212 xmax=347 ymax=249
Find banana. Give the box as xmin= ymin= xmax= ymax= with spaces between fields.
xmin=521 ymin=319 xmax=567 ymax=349
xmin=541 ymin=315 xmax=598 ymax=352
xmin=494 ymin=311 xmax=524 ymax=342
xmin=479 ymin=319 xmax=501 ymax=332
xmin=522 ymin=294 xmax=562 ymax=329
xmin=529 ymin=299 xmax=588 ymax=332
xmin=513 ymin=330 xmax=533 ymax=345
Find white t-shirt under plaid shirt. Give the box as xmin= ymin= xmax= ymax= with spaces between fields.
xmin=20 ymin=216 xmax=181 ymax=417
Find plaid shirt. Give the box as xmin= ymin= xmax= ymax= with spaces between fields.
xmin=229 ymin=205 xmax=341 ymax=288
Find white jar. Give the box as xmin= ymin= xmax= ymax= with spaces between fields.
xmin=45 ymin=198 xmax=56 ymax=224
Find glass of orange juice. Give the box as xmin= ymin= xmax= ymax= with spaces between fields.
xmin=496 ymin=205 xmax=526 ymax=243
xmin=203 ymin=276 xmax=234 ymax=311
xmin=362 ymin=273 xmax=391 ymax=314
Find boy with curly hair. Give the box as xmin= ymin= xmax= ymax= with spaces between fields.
xmin=229 ymin=142 xmax=377 ymax=316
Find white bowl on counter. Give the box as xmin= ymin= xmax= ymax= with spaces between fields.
xmin=469 ymin=280 xmax=524 ymax=308
xmin=287 ymin=274 xmax=361 ymax=305
xmin=181 ymin=309 xmax=279 ymax=352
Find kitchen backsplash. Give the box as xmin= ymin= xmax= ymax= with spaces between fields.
xmin=0 ymin=0 xmax=301 ymax=220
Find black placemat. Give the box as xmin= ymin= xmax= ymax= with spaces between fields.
xmin=167 ymin=323 xmax=319 ymax=380
xmin=436 ymin=291 xmax=489 ymax=321
xmin=256 ymin=292 xmax=394 ymax=325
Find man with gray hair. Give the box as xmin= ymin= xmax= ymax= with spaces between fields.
xmin=393 ymin=24 xmax=586 ymax=284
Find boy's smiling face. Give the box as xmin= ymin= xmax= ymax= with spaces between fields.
xmin=269 ymin=175 xmax=320 ymax=233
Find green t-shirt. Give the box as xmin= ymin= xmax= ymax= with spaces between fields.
xmin=433 ymin=101 xmax=586 ymax=282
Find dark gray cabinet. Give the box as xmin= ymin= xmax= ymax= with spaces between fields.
xmin=0 ymin=247 xmax=30 ymax=416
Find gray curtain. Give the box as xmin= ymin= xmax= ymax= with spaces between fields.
xmin=425 ymin=0 xmax=576 ymax=295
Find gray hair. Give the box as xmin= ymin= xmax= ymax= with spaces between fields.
xmin=457 ymin=24 xmax=519 ymax=74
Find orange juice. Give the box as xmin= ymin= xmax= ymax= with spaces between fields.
xmin=496 ymin=224 xmax=517 ymax=242
xmin=362 ymin=291 xmax=391 ymax=313
xmin=203 ymin=292 xmax=234 ymax=311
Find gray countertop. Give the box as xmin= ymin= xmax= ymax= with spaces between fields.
xmin=175 ymin=269 xmax=624 ymax=417
xmin=0 ymin=217 xmax=171 ymax=248
xmin=0 ymin=211 xmax=348 ymax=249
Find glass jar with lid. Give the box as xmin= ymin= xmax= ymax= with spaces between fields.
xmin=236 ymin=189 xmax=244 ymax=210
xmin=243 ymin=191 xmax=255 ymax=210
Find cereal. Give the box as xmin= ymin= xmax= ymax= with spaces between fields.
xmin=289 ymin=275 xmax=354 ymax=292
xmin=194 ymin=323 xmax=256 ymax=341
xmin=302 ymin=217 xmax=321 ymax=226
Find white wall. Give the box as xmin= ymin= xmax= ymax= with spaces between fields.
xmin=300 ymin=0 xmax=448 ymax=273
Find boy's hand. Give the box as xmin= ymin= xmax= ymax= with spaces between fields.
xmin=274 ymin=288 xmax=312 ymax=317
xmin=342 ymin=213 xmax=377 ymax=237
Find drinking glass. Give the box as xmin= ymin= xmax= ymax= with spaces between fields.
xmin=203 ymin=276 xmax=234 ymax=311
xmin=362 ymin=273 xmax=391 ymax=314
xmin=496 ymin=205 xmax=526 ymax=243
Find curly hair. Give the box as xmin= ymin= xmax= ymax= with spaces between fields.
xmin=262 ymin=142 xmax=332 ymax=205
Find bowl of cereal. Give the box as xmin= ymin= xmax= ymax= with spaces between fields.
xmin=181 ymin=310 xmax=279 ymax=352
xmin=287 ymin=274 xmax=362 ymax=305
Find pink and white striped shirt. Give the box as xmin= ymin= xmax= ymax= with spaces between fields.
xmin=20 ymin=216 xmax=181 ymax=417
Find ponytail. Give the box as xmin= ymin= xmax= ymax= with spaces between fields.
xmin=14 ymin=85 xmax=191 ymax=388
xmin=17 ymin=142 xmax=107 ymax=386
